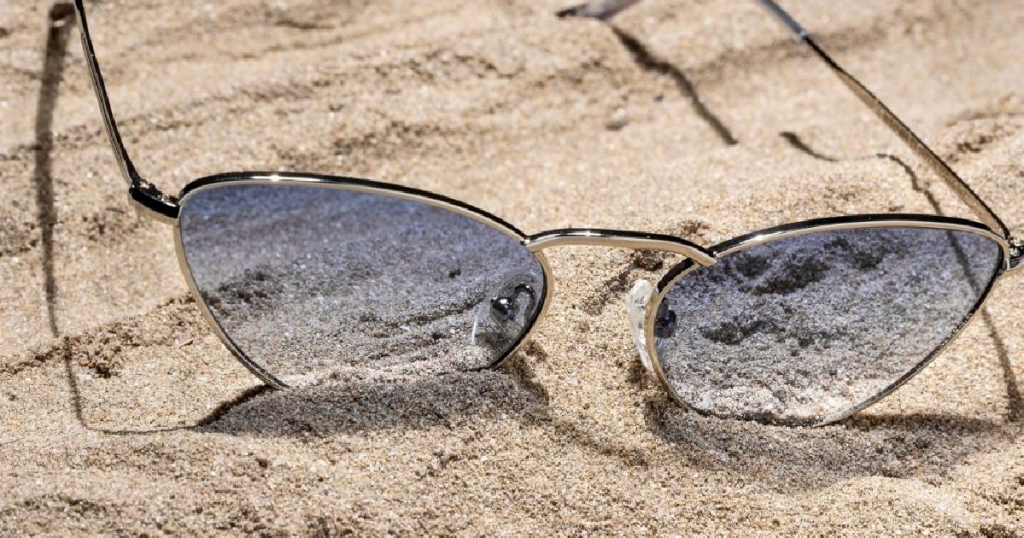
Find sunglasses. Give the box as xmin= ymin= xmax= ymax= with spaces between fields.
xmin=72 ymin=0 xmax=1021 ymax=426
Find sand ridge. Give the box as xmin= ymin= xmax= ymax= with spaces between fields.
xmin=1 ymin=0 xmax=1022 ymax=535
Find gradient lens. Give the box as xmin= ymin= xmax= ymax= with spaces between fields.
xmin=654 ymin=227 xmax=1002 ymax=425
xmin=179 ymin=183 xmax=545 ymax=385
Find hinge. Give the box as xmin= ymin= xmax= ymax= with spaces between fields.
xmin=128 ymin=180 xmax=179 ymax=224
xmin=1008 ymin=238 xmax=1023 ymax=273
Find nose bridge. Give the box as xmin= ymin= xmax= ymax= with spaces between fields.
xmin=522 ymin=228 xmax=716 ymax=266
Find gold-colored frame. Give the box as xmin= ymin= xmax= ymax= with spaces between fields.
xmin=643 ymin=215 xmax=1012 ymax=426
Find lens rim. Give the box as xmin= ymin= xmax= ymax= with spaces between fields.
xmin=644 ymin=214 xmax=1010 ymax=426
xmin=173 ymin=172 xmax=554 ymax=389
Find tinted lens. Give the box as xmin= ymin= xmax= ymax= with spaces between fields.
xmin=655 ymin=227 xmax=1002 ymax=425
xmin=179 ymin=183 xmax=545 ymax=385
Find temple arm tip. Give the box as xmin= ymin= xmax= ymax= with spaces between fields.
xmin=556 ymin=0 xmax=642 ymax=21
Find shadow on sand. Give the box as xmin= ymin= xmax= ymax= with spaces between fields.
xmin=33 ymin=4 xmax=272 ymax=435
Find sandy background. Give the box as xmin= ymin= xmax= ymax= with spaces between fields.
xmin=1 ymin=0 xmax=1022 ymax=535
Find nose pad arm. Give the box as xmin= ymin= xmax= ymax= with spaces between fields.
xmin=472 ymin=271 xmax=543 ymax=355
xmin=628 ymin=280 xmax=656 ymax=373
xmin=488 ymin=283 xmax=537 ymax=323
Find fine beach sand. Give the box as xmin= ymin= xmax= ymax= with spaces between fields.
xmin=2 ymin=0 xmax=1023 ymax=535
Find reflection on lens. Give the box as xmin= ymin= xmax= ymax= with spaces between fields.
xmin=655 ymin=227 xmax=1001 ymax=425
xmin=179 ymin=183 xmax=545 ymax=385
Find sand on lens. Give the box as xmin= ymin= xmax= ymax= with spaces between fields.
xmin=1 ymin=0 xmax=1022 ymax=535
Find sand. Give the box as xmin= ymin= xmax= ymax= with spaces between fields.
xmin=1 ymin=0 xmax=1022 ymax=535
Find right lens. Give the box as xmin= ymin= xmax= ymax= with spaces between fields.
xmin=178 ymin=182 xmax=546 ymax=386
xmin=654 ymin=226 xmax=1002 ymax=425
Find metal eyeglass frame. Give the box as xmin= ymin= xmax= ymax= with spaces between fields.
xmin=72 ymin=0 xmax=1022 ymax=426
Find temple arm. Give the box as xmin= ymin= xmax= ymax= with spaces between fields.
xmin=557 ymin=0 xmax=643 ymax=20
xmin=72 ymin=0 xmax=178 ymax=222
xmin=71 ymin=0 xmax=1018 ymax=245
xmin=788 ymin=15 xmax=1011 ymax=240
xmin=561 ymin=0 xmax=1013 ymax=240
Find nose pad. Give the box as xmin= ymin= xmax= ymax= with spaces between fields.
xmin=627 ymin=280 xmax=656 ymax=373
xmin=472 ymin=271 xmax=543 ymax=355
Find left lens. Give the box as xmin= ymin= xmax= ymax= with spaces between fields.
xmin=652 ymin=225 xmax=1002 ymax=425
xmin=178 ymin=182 xmax=546 ymax=386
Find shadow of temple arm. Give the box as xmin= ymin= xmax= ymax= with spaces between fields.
xmin=561 ymin=0 xmax=1014 ymax=242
